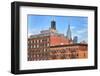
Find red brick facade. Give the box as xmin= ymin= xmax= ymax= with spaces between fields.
xmin=28 ymin=34 xmax=87 ymax=61
xmin=50 ymin=35 xmax=70 ymax=46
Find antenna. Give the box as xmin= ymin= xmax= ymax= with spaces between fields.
xmin=68 ymin=16 xmax=70 ymax=25
xmin=52 ymin=16 xmax=55 ymax=21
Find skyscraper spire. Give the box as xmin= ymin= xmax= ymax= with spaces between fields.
xmin=66 ymin=24 xmax=72 ymax=40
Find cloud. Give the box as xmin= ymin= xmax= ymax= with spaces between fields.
xmin=71 ymin=26 xmax=76 ymax=30
xmin=29 ymin=28 xmax=40 ymax=34
xmin=28 ymin=25 xmax=50 ymax=37
xmin=71 ymin=27 xmax=88 ymax=43
xmin=42 ymin=25 xmax=50 ymax=30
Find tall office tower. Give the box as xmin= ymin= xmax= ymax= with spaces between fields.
xmin=51 ymin=17 xmax=56 ymax=30
xmin=73 ymin=36 xmax=78 ymax=43
xmin=66 ymin=24 xmax=72 ymax=40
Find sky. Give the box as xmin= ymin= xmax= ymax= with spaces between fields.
xmin=28 ymin=15 xmax=88 ymax=43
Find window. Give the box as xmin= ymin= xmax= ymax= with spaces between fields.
xmin=37 ymin=45 xmax=39 ymax=48
xmin=34 ymin=45 xmax=36 ymax=48
xmin=84 ymin=53 xmax=86 ymax=57
xmin=39 ymin=40 xmax=40 ymax=43
xmin=31 ymin=45 xmax=32 ymax=48
xmin=37 ymin=40 xmax=39 ymax=43
xmin=40 ymin=39 xmax=42 ymax=42
xmin=31 ymin=40 xmax=32 ymax=44
xmin=34 ymin=40 xmax=36 ymax=43
xmin=47 ymin=43 xmax=49 ymax=46
xmin=44 ymin=49 xmax=46 ymax=52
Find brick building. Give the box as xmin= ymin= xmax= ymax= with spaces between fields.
xmin=28 ymin=18 xmax=88 ymax=61
xmin=49 ymin=44 xmax=87 ymax=60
